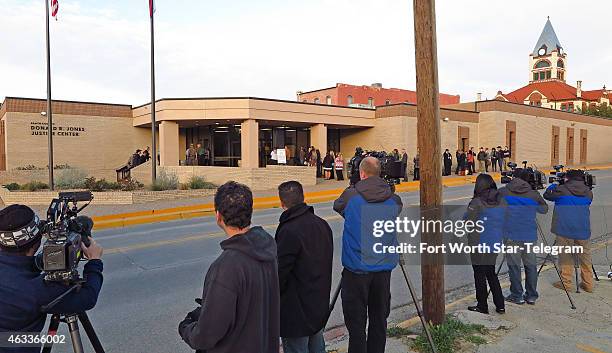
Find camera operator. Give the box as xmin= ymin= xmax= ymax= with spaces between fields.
xmin=498 ymin=169 xmax=548 ymax=305
xmin=543 ymin=169 xmax=594 ymax=292
xmin=349 ymin=147 xmax=365 ymax=186
xmin=333 ymin=157 xmax=403 ymax=353
xmin=0 ymin=205 xmax=103 ymax=353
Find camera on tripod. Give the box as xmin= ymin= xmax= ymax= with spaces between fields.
xmin=366 ymin=151 xmax=403 ymax=185
xmin=500 ymin=160 xmax=545 ymax=190
xmin=548 ymin=165 xmax=596 ymax=189
xmin=35 ymin=191 xmax=94 ymax=283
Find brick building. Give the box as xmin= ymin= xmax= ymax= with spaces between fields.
xmin=296 ymin=83 xmax=460 ymax=108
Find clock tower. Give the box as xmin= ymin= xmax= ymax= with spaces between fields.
xmin=529 ymin=18 xmax=566 ymax=83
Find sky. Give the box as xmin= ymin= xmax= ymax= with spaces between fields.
xmin=0 ymin=0 xmax=610 ymax=106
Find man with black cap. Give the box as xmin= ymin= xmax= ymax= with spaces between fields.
xmin=0 ymin=205 xmax=104 ymax=353
xmin=544 ymin=169 xmax=594 ymax=292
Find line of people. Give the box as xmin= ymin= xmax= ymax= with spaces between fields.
xmin=185 ymin=143 xmax=212 ymax=166
xmin=449 ymin=145 xmax=511 ymax=176
xmin=126 ymin=147 xmax=151 ymax=169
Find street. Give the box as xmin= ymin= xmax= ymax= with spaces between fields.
xmin=51 ymin=170 xmax=612 ymax=353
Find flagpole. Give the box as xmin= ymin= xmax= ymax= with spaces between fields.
xmin=45 ymin=0 xmax=55 ymax=190
xmin=150 ymin=3 xmax=157 ymax=184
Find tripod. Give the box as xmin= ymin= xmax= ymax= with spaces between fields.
xmin=490 ymin=221 xmax=576 ymax=309
xmin=40 ymin=283 xmax=105 ymax=353
xmin=326 ymin=262 xmax=438 ymax=353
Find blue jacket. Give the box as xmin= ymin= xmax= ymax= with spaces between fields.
xmin=0 ymin=254 xmax=103 ymax=353
xmin=498 ymin=178 xmax=548 ymax=242
xmin=543 ymin=180 xmax=593 ymax=239
xmin=333 ymin=176 xmax=403 ymax=273
xmin=464 ymin=191 xmax=505 ymax=251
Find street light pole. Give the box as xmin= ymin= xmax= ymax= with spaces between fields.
xmin=45 ymin=0 xmax=55 ymax=190
xmin=413 ymin=0 xmax=445 ymax=324
xmin=150 ymin=9 xmax=157 ymax=184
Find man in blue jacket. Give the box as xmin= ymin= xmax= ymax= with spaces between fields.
xmin=543 ymin=169 xmax=594 ymax=292
xmin=333 ymin=157 xmax=403 ymax=353
xmin=498 ymin=170 xmax=548 ymax=305
xmin=0 ymin=205 xmax=104 ymax=353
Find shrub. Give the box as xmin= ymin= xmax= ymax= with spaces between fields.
xmin=83 ymin=177 xmax=122 ymax=192
xmin=15 ymin=165 xmax=43 ymax=171
xmin=53 ymin=164 xmax=72 ymax=170
xmin=186 ymin=176 xmax=216 ymax=190
xmin=5 ymin=183 xmax=20 ymax=191
xmin=22 ymin=181 xmax=49 ymax=192
xmin=56 ymin=168 xmax=87 ymax=189
xmin=151 ymin=169 xmax=179 ymax=191
xmin=120 ymin=178 xmax=144 ymax=191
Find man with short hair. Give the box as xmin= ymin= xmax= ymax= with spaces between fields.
xmin=179 ymin=181 xmax=280 ymax=353
xmin=275 ymin=181 xmax=333 ymax=353
xmin=544 ymin=170 xmax=594 ymax=292
xmin=477 ymin=147 xmax=486 ymax=172
xmin=498 ymin=169 xmax=548 ymax=305
xmin=333 ymin=157 xmax=403 ymax=353
xmin=401 ymin=149 xmax=409 ymax=181
xmin=0 ymin=205 xmax=104 ymax=353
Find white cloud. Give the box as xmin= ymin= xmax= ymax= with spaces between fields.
xmin=0 ymin=0 xmax=610 ymax=105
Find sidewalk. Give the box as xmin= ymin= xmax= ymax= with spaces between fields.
xmin=326 ymin=245 xmax=612 ymax=353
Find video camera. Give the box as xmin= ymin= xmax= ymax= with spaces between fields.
xmin=366 ymin=150 xmax=403 ymax=185
xmin=35 ymin=191 xmax=94 ymax=283
xmin=549 ymin=165 xmax=596 ymax=189
xmin=501 ymin=160 xmax=546 ymax=190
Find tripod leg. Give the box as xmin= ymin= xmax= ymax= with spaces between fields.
xmin=41 ymin=314 xmax=61 ymax=353
xmin=574 ymin=255 xmax=580 ymax=293
xmin=66 ymin=315 xmax=85 ymax=353
xmin=537 ymin=239 xmax=556 ymax=276
xmin=536 ymin=223 xmax=576 ymax=309
xmin=399 ymin=260 xmax=438 ymax=353
xmin=79 ymin=313 xmax=106 ymax=353
xmin=592 ymin=265 xmax=600 ymax=281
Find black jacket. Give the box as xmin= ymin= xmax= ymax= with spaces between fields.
xmin=275 ymin=203 xmax=333 ymax=338
xmin=179 ymin=227 xmax=280 ymax=353
xmin=0 ymin=255 xmax=103 ymax=353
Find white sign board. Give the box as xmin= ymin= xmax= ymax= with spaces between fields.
xmin=277 ymin=149 xmax=287 ymax=164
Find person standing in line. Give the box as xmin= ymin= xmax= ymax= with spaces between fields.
xmin=477 ymin=147 xmax=486 ymax=173
xmin=270 ymin=149 xmax=278 ymax=165
xmin=179 ymin=182 xmax=280 ymax=353
xmin=276 ymin=181 xmax=333 ymax=353
xmin=299 ymin=147 xmax=306 ymax=166
xmin=322 ymin=151 xmax=333 ymax=180
xmin=204 ymin=147 xmax=211 ymax=166
xmin=141 ymin=146 xmax=151 ymax=164
xmin=333 ymin=157 xmax=403 ymax=353
xmin=484 ymin=148 xmax=491 ymax=173
xmin=455 ymin=150 xmax=461 ymax=175
xmin=460 ymin=150 xmax=468 ymax=175
xmin=502 ymin=146 xmax=510 ymax=171
xmin=413 ymin=150 xmax=420 ymax=181
xmin=196 ymin=143 xmax=205 ymax=166
xmin=443 ymin=149 xmax=452 ymax=176
xmin=467 ymin=149 xmax=475 ymax=175
xmin=187 ymin=144 xmax=198 ymax=166
xmin=316 ymin=149 xmax=323 ymax=178
xmin=335 ymin=153 xmax=345 ymax=181
xmin=392 ymin=149 xmax=400 ymax=161
xmin=401 ymin=149 xmax=409 ymax=181
xmin=330 ymin=151 xmax=336 ymax=180
xmin=491 ymin=147 xmax=498 ymax=172
xmin=464 ymin=174 xmax=506 ymax=314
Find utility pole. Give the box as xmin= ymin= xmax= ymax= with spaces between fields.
xmin=150 ymin=1 xmax=157 ymax=184
xmin=413 ymin=0 xmax=445 ymax=324
xmin=45 ymin=0 xmax=55 ymax=190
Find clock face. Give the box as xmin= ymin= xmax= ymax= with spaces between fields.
xmin=538 ymin=48 xmax=546 ymax=56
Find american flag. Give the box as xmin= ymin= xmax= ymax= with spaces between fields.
xmin=149 ymin=0 xmax=155 ymax=17
xmin=51 ymin=0 xmax=58 ymax=19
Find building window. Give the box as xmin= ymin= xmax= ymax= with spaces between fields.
xmin=326 ymin=96 xmax=332 ymax=105
xmin=314 ymin=98 xmax=320 ymax=104
xmin=534 ymin=60 xmax=551 ymax=69
xmin=533 ymin=72 xmax=539 ymax=81
xmin=558 ymin=71 xmax=564 ymax=80
xmin=347 ymin=95 xmax=353 ymax=106
xmin=385 ymin=99 xmax=391 ymax=105
xmin=557 ymin=59 xmax=564 ymax=68
xmin=539 ymin=71 xmax=546 ymax=80
xmin=546 ymin=70 xmax=551 ymax=79
xmin=568 ymin=103 xmax=574 ymax=112
xmin=368 ymin=97 xmax=374 ymax=107
xmin=561 ymin=104 xmax=567 ymax=111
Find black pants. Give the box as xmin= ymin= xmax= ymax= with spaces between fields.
xmin=341 ymin=269 xmax=391 ymax=353
xmin=413 ymin=168 xmax=420 ymax=181
xmin=336 ymin=169 xmax=344 ymax=181
xmin=471 ymin=254 xmax=504 ymax=311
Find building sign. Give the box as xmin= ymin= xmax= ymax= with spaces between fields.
xmin=30 ymin=121 xmax=86 ymax=137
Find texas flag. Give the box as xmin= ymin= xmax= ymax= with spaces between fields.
xmin=51 ymin=0 xmax=58 ymax=19
xmin=149 ymin=0 xmax=155 ymax=17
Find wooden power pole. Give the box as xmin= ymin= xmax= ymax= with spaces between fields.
xmin=413 ymin=0 xmax=445 ymax=324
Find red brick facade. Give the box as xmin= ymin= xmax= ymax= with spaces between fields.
xmin=298 ymin=83 xmax=460 ymax=107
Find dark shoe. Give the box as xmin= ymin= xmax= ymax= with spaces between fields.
xmin=468 ymin=305 xmax=489 ymax=314
xmin=524 ymin=297 xmax=537 ymax=305
xmin=504 ymin=295 xmax=525 ymax=305
xmin=496 ymin=308 xmax=506 ymax=314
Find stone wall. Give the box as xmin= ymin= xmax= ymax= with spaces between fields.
xmin=0 ymin=168 xmax=121 ymax=185
xmin=132 ymin=163 xmax=317 ymax=191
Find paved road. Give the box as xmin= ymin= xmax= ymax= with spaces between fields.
xmin=50 ymin=170 xmax=612 ymax=353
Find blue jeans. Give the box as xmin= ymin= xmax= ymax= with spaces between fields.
xmin=282 ymin=330 xmax=326 ymax=353
xmin=505 ymin=240 xmax=539 ymax=301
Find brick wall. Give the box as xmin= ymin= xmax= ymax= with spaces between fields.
xmin=1 ymin=97 xmax=132 ymax=118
